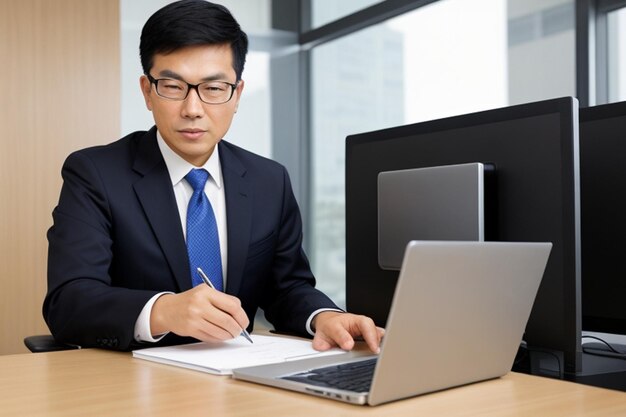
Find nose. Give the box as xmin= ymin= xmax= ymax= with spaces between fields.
xmin=181 ymin=86 xmax=205 ymax=119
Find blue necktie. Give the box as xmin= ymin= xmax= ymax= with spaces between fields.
xmin=185 ymin=168 xmax=223 ymax=290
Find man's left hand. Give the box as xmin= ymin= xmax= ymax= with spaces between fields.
xmin=311 ymin=311 xmax=385 ymax=354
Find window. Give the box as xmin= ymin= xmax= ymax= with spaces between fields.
xmin=309 ymin=0 xmax=575 ymax=307
xmin=226 ymin=52 xmax=272 ymax=157
xmin=607 ymin=7 xmax=626 ymax=102
xmin=507 ymin=0 xmax=576 ymax=105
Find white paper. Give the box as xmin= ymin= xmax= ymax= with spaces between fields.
xmin=132 ymin=334 xmax=347 ymax=375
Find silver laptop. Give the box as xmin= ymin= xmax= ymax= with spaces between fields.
xmin=233 ymin=241 xmax=552 ymax=406
xmin=378 ymin=163 xmax=485 ymax=270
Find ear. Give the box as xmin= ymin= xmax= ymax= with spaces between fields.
xmin=139 ymin=75 xmax=153 ymax=111
xmin=233 ymin=79 xmax=245 ymax=113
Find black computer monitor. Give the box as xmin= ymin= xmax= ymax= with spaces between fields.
xmin=580 ymin=100 xmax=626 ymax=337
xmin=345 ymin=96 xmax=582 ymax=374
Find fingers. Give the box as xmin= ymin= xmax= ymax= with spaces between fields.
xmin=313 ymin=325 xmax=355 ymax=351
xmin=192 ymin=287 xmax=250 ymax=341
xmin=203 ymin=289 xmax=250 ymax=334
xmin=312 ymin=335 xmax=333 ymax=351
xmin=312 ymin=312 xmax=384 ymax=354
xmin=193 ymin=316 xmax=237 ymax=342
xmin=151 ymin=286 xmax=249 ymax=342
xmin=343 ymin=315 xmax=382 ymax=354
xmin=196 ymin=300 xmax=243 ymax=340
xmin=356 ymin=318 xmax=384 ymax=354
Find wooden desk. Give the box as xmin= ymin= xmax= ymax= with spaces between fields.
xmin=1 ymin=349 xmax=625 ymax=416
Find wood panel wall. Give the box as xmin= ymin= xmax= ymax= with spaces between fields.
xmin=0 ymin=0 xmax=120 ymax=354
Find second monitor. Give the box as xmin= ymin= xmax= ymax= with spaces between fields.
xmin=346 ymin=96 xmax=581 ymax=374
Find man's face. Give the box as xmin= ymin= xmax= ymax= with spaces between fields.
xmin=140 ymin=44 xmax=244 ymax=166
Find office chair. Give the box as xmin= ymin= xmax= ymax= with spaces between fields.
xmin=23 ymin=334 xmax=80 ymax=353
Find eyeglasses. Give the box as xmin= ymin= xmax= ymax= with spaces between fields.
xmin=146 ymin=74 xmax=238 ymax=104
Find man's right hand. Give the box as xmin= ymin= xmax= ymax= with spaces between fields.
xmin=149 ymin=285 xmax=249 ymax=343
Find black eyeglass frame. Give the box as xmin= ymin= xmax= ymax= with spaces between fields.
xmin=146 ymin=74 xmax=238 ymax=105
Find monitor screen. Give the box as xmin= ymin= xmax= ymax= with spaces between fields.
xmin=580 ymin=100 xmax=626 ymax=335
xmin=345 ymin=96 xmax=582 ymax=373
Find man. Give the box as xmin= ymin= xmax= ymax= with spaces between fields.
xmin=44 ymin=0 xmax=383 ymax=353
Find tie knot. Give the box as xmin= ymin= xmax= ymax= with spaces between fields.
xmin=185 ymin=169 xmax=209 ymax=192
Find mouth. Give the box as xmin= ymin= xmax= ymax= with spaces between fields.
xmin=178 ymin=128 xmax=207 ymax=140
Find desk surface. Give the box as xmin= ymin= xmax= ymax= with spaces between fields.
xmin=1 ymin=348 xmax=625 ymax=416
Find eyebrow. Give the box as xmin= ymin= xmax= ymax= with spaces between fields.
xmin=157 ymin=69 xmax=233 ymax=83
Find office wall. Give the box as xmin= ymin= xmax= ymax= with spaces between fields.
xmin=0 ymin=0 xmax=120 ymax=354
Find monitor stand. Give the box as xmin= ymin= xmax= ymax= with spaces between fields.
xmin=568 ymin=352 xmax=626 ymax=391
xmin=513 ymin=343 xmax=626 ymax=391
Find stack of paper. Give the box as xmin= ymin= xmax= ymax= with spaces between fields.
xmin=132 ymin=334 xmax=347 ymax=375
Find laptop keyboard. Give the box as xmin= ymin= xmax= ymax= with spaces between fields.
xmin=281 ymin=358 xmax=377 ymax=393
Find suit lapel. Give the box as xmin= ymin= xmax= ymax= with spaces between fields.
xmin=220 ymin=142 xmax=252 ymax=296
xmin=132 ymin=128 xmax=191 ymax=292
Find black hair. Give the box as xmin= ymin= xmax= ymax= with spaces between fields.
xmin=140 ymin=0 xmax=248 ymax=81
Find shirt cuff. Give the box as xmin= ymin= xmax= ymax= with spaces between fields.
xmin=305 ymin=308 xmax=345 ymax=336
xmin=134 ymin=292 xmax=174 ymax=343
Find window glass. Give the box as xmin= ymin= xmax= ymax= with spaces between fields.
xmin=310 ymin=0 xmax=575 ymax=307
xmin=507 ymin=0 xmax=576 ymax=105
xmin=311 ymin=0 xmax=383 ymax=28
xmin=226 ymin=52 xmax=271 ymax=157
xmin=608 ymin=7 xmax=626 ymax=102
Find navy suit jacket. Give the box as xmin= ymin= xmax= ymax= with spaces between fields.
xmin=44 ymin=127 xmax=338 ymax=350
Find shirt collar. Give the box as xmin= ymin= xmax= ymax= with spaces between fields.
xmin=156 ymin=130 xmax=223 ymax=189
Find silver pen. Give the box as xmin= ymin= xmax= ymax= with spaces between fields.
xmin=196 ymin=267 xmax=254 ymax=344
